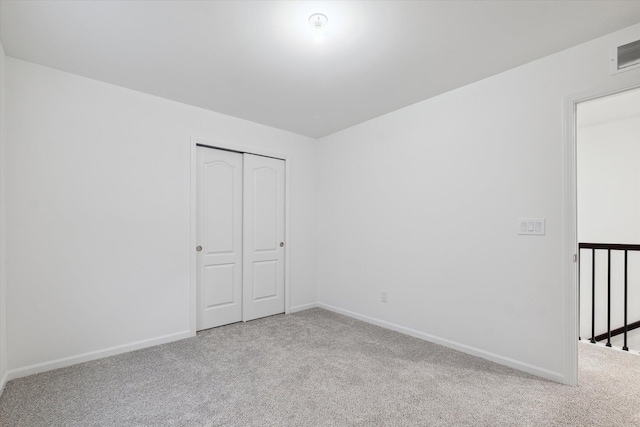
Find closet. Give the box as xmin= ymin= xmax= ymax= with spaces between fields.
xmin=196 ymin=146 xmax=285 ymax=330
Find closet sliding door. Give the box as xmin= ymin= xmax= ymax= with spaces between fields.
xmin=242 ymin=154 xmax=286 ymax=322
xmin=196 ymin=147 xmax=243 ymax=330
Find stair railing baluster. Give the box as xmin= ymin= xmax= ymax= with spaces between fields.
xmin=623 ymin=249 xmax=629 ymax=351
xmin=591 ymin=247 xmax=596 ymax=344
xmin=606 ymin=249 xmax=612 ymax=347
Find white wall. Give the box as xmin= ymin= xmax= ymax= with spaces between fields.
xmin=578 ymin=117 xmax=640 ymax=244
xmin=316 ymin=24 xmax=640 ymax=383
xmin=4 ymin=58 xmax=317 ymax=376
xmin=578 ymin=114 xmax=640 ymax=339
xmin=0 ymin=42 xmax=7 ymax=391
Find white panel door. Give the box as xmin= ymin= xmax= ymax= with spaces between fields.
xmin=243 ymin=154 xmax=286 ymax=321
xmin=196 ymin=147 xmax=243 ymax=330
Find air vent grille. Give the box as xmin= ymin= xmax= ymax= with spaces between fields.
xmin=618 ymin=39 xmax=640 ymax=71
xmin=612 ymin=39 xmax=640 ymax=74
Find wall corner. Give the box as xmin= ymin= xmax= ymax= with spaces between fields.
xmin=0 ymin=41 xmax=8 ymax=393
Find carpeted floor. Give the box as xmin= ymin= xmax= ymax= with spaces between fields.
xmin=0 ymin=308 xmax=639 ymax=426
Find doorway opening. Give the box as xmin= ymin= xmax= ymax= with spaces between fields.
xmin=577 ymin=88 xmax=640 ymax=351
xmin=573 ymin=86 xmax=640 ymax=383
xmin=564 ymin=81 xmax=640 ymax=386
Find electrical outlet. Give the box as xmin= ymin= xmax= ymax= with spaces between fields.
xmin=381 ymin=290 xmax=388 ymax=303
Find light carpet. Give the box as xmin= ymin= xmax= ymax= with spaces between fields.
xmin=1 ymin=308 xmax=639 ymax=426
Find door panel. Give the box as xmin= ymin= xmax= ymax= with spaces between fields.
xmin=204 ymin=264 xmax=235 ymax=307
xmin=196 ymin=147 xmax=243 ymax=330
xmin=252 ymin=260 xmax=278 ymax=300
xmin=204 ymin=163 xmax=235 ymax=253
xmin=253 ymin=168 xmax=279 ymax=251
xmin=243 ymin=154 xmax=285 ymax=321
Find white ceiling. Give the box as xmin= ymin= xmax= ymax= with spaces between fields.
xmin=2 ymin=1 xmax=640 ymax=138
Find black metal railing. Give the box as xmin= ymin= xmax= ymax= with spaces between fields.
xmin=579 ymin=242 xmax=640 ymax=351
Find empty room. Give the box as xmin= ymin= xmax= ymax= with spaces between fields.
xmin=1 ymin=1 xmax=640 ymax=425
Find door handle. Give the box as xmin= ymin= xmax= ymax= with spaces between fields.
xmin=279 ymin=242 xmax=284 ymax=247
xmin=196 ymin=246 xmax=202 ymax=252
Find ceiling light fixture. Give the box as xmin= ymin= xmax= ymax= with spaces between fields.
xmin=309 ymin=13 xmax=328 ymax=30
xmin=308 ymin=13 xmax=328 ymax=41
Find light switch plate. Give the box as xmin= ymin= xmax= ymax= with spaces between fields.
xmin=518 ymin=218 xmax=545 ymax=235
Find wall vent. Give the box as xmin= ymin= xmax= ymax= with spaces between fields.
xmin=611 ymin=39 xmax=640 ymax=75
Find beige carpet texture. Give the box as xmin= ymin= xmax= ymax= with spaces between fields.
xmin=0 ymin=308 xmax=638 ymax=426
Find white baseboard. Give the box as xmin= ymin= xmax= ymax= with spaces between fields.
xmin=0 ymin=370 xmax=8 ymax=396
xmin=317 ymin=303 xmax=566 ymax=384
xmin=5 ymin=330 xmax=192 ymax=383
xmin=288 ymin=302 xmax=318 ymax=313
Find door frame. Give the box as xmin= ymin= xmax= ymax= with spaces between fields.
xmin=563 ymin=77 xmax=640 ymax=386
xmin=189 ymin=137 xmax=291 ymax=335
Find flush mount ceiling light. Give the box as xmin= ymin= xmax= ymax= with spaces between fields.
xmin=308 ymin=13 xmax=328 ymax=30
xmin=308 ymin=13 xmax=328 ymax=42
